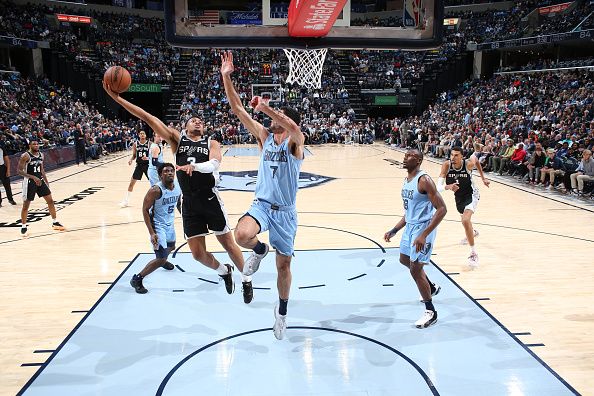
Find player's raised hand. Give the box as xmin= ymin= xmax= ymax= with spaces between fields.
xmin=220 ymin=51 xmax=234 ymax=77
xmin=102 ymin=81 xmax=119 ymax=100
xmin=250 ymin=96 xmax=270 ymax=113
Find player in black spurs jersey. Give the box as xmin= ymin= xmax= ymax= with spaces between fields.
xmin=120 ymin=131 xmax=150 ymax=208
xmin=437 ymin=146 xmax=490 ymax=269
xmin=17 ymin=140 xmax=65 ymax=236
xmin=103 ymin=82 xmax=253 ymax=303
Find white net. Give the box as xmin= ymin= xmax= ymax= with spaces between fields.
xmin=283 ymin=48 xmax=328 ymax=89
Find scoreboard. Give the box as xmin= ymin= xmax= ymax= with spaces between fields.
xmin=261 ymin=62 xmax=273 ymax=79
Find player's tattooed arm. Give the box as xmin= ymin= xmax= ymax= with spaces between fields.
xmin=17 ymin=152 xmax=41 ymax=186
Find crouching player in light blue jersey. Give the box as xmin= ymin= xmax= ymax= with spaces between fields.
xmin=221 ymin=51 xmax=304 ymax=340
xmin=130 ymin=163 xmax=181 ymax=294
xmin=384 ymin=149 xmax=447 ymax=329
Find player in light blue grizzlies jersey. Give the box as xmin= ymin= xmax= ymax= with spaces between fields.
xmin=147 ymin=134 xmax=165 ymax=186
xmin=130 ymin=163 xmax=181 ymax=294
xmin=221 ymin=50 xmax=304 ymax=340
xmin=384 ymin=149 xmax=447 ymax=329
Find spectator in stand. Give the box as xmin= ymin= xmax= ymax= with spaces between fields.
xmin=526 ymin=142 xmax=546 ymax=184
xmin=569 ymin=149 xmax=594 ymax=195
xmin=491 ymin=139 xmax=514 ymax=174
xmin=507 ymin=143 xmax=527 ymax=176
xmin=540 ymin=148 xmax=565 ymax=188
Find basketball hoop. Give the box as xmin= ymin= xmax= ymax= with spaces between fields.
xmin=283 ymin=48 xmax=328 ymax=89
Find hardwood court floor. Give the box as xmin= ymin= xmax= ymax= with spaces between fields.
xmin=0 ymin=144 xmax=593 ymax=395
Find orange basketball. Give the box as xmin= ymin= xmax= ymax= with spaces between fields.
xmin=103 ymin=66 xmax=131 ymax=93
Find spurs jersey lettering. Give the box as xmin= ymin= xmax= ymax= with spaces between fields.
xmin=136 ymin=141 xmax=149 ymax=164
xmin=445 ymin=159 xmax=474 ymax=200
xmin=175 ymin=134 xmax=215 ymax=193
xmin=26 ymin=151 xmax=43 ymax=178
xmin=401 ymin=171 xmax=434 ymax=224
xmin=256 ymin=133 xmax=303 ymax=206
xmin=152 ymin=182 xmax=181 ymax=226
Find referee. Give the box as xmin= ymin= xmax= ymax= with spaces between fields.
xmin=0 ymin=139 xmax=17 ymax=206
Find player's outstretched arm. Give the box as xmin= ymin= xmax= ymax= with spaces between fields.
xmin=414 ymin=175 xmax=447 ymax=252
xmin=103 ymin=82 xmax=180 ymax=150
xmin=469 ymin=155 xmax=490 ymax=187
xmin=220 ymin=51 xmax=268 ymax=147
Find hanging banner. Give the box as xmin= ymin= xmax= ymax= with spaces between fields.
xmin=56 ymin=14 xmax=92 ymax=24
xmin=539 ymin=2 xmax=572 ymax=15
xmin=228 ymin=11 xmax=262 ymax=25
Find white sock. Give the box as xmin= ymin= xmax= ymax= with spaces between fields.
xmin=22 ymin=224 xmax=28 ymax=228
xmin=125 ymin=191 xmax=131 ymax=201
xmin=470 ymin=245 xmax=476 ymax=254
xmin=52 ymin=218 xmax=58 ymax=224
xmin=241 ymin=273 xmax=252 ymax=283
xmin=216 ymin=263 xmax=229 ymax=275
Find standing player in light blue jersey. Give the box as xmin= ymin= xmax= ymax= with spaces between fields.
xmin=147 ymin=134 xmax=165 ymax=186
xmin=221 ymin=51 xmax=304 ymax=340
xmin=384 ymin=149 xmax=447 ymax=328
xmin=130 ymin=163 xmax=181 ymax=294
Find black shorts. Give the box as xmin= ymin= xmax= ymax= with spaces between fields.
xmin=23 ymin=178 xmax=51 ymax=202
xmin=455 ymin=191 xmax=479 ymax=214
xmin=132 ymin=163 xmax=149 ymax=181
xmin=182 ymin=189 xmax=230 ymax=238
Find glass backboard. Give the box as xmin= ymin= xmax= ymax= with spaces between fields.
xmin=165 ymin=0 xmax=443 ymax=50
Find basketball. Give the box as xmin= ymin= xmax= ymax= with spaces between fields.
xmin=103 ymin=66 xmax=131 ymax=93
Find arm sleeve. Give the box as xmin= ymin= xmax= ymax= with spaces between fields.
xmin=151 ymin=157 xmax=164 ymax=167
xmin=436 ymin=177 xmax=446 ymax=192
xmin=191 ymin=159 xmax=220 ymax=173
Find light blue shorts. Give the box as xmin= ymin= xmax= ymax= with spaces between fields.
xmin=148 ymin=168 xmax=159 ymax=186
xmin=246 ymin=200 xmax=298 ymax=256
xmin=399 ymin=221 xmax=437 ymax=264
xmin=153 ymin=223 xmax=176 ymax=252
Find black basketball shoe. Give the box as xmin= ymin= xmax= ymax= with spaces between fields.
xmin=219 ymin=264 xmax=235 ymax=294
xmin=162 ymin=261 xmax=175 ymax=270
xmin=242 ymin=281 xmax=253 ymax=304
xmin=130 ymin=274 xmax=147 ymax=294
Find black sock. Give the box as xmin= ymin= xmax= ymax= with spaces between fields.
xmin=424 ymin=299 xmax=435 ymax=312
xmin=426 ymin=276 xmax=436 ymax=294
xmin=279 ymin=298 xmax=288 ymax=315
xmin=253 ymin=241 xmax=266 ymax=255
xmin=134 ymin=274 xmax=143 ymax=279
